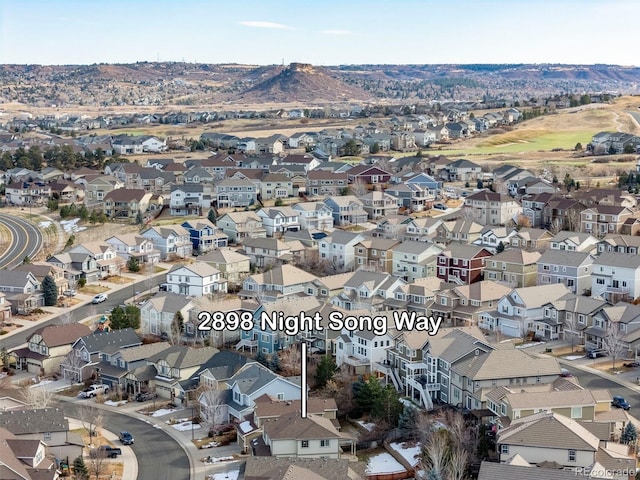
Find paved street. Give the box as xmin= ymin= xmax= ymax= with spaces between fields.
xmin=0 ymin=213 xmax=43 ymax=269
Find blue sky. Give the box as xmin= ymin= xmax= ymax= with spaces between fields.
xmin=1 ymin=0 xmax=638 ymax=66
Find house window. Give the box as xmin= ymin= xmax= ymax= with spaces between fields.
xmin=568 ymin=449 xmax=576 ymax=462
xmin=43 ymin=432 xmax=51 ymax=441
xmin=301 ymin=441 xmax=309 ymax=448
xmin=277 ymin=393 xmax=284 ymax=400
xmin=500 ymin=444 xmax=509 ymax=455
xmin=571 ymin=406 xmax=582 ymax=418
xmin=320 ymin=439 xmax=330 ymax=447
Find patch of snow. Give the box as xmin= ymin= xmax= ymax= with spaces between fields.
xmin=30 ymin=380 xmax=53 ymax=388
xmin=366 ymin=452 xmax=406 ymax=474
xmin=151 ymin=408 xmax=177 ymax=417
xmin=104 ymin=400 xmax=128 ymax=406
xmin=172 ymin=421 xmax=202 ymax=432
xmin=390 ymin=442 xmax=422 ymax=467
xmin=39 ymin=221 xmax=52 ymax=228
xmin=563 ymin=355 xmax=585 ymax=361
xmin=356 ymin=420 xmax=377 ymax=432
xmin=204 ymin=455 xmax=235 ymax=464
xmin=516 ymin=341 xmax=545 ymax=349
xmin=209 ymin=471 xmax=239 ymax=480
xmin=238 ymin=421 xmax=252 ymax=434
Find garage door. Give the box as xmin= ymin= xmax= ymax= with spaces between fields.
xmin=500 ymin=320 xmax=520 ymax=338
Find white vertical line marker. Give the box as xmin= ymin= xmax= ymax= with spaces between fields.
xmin=301 ymin=342 xmax=307 ymax=418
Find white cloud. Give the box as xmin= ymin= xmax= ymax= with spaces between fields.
xmin=239 ymin=21 xmax=294 ymax=30
xmin=322 ymin=29 xmax=353 ymax=36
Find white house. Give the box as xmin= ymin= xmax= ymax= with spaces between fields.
xmin=170 ymin=184 xmax=212 ymax=216
xmin=141 ymin=136 xmax=167 ymax=153
xmin=591 ymin=252 xmax=640 ymax=303
xmin=256 ymin=207 xmax=301 ymax=237
xmin=335 ymin=323 xmax=394 ymax=374
xmin=105 ymin=233 xmax=160 ymax=265
xmin=292 ymin=202 xmax=334 ymax=230
xmin=139 ymin=292 xmax=196 ymax=337
xmin=318 ymin=231 xmax=365 ymax=272
xmin=165 ymin=263 xmax=227 ymax=296
xmin=141 ymin=225 xmax=193 ymax=260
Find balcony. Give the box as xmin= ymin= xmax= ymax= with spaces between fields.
xmin=343 ymin=356 xmax=370 ymax=367
xmin=407 ymin=377 xmax=440 ymax=392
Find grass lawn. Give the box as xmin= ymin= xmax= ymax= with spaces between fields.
xmin=105 ymin=276 xmax=134 ymax=284
xmin=79 ymin=284 xmax=110 ymax=295
xmin=153 ymin=266 xmax=167 ymax=273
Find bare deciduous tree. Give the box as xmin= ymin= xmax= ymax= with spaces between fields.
xmin=421 ymin=430 xmax=449 ymax=479
xmin=197 ymin=384 xmax=226 ymax=430
xmin=515 ymin=214 xmax=532 ymax=229
xmin=563 ymin=313 xmax=583 ymax=353
xmin=60 ymin=351 xmax=85 ymax=385
xmin=280 ymin=346 xmax=302 ymax=376
xmin=87 ymin=448 xmax=108 ymax=480
xmin=448 ymin=446 xmax=468 ymax=480
xmin=79 ymin=403 xmax=104 ymax=445
xmin=22 ymin=384 xmax=55 ymax=409
xmin=603 ymin=320 xmax=627 ymax=371
xmin=351 ymin=179 xmax=368 ymax=197
xmin=564 ymin=208 xmax=582 ymax=233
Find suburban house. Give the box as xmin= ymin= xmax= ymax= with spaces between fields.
xmin=335 ymin=317 xmax=395 ymax=374
xmin=181 ymin=219 xmax=228 ymax=254
xmin=353 ymin=237 xmax=401 ymax=274
xmin=47 ymin=251 xmax=98 ymax=284
xmin=497 ymin=411 xmax=634 ymax=475
xmin=292 ymin=202 xmax=334 ymax=230
xmin=478 ymin=284 xmax=572 ymax=338
xmin=436 ymin=244 xmax=493 ymax=285
xmin=463 ymin=191 xmax=522 ymax=226
xmin=318 ymin=231 xmax=365 ymax=272
xmin=542 ymin=294 xmax=608 ymax=344
xmin=103 ymin=188 xmax=152 ymax=220
xmin=483 ymin=249 xmax=541 ymax=288
xmin=521 ymin=192 xmax=556 ymax=227
xmin=543 ymin=197 xmax=586 ymax=232
xmin=581 ymin=205 xmax=634 ymax=236
xmin=385 ymin=183 xmax=435 ymax=212
xmin=170 ymin=184 xmax=212 ymax=216
xmin=331 ymin=270 xmax=404 ymax=311
xmin=436 ymin=219 xmax=484 ymax=245
xmin=215 ymin=178 xmax=258 ymax=208
xmin=584 ymin=302 xmax=640 ymax=359
xmin=507 ymin=227 xmax=553 ymax=251
xmin=198 ymin=248 xmax=251 ymax=287
xmin=141 ymin=224 xmax=193 ymax=260
xmin=391 ymin=241 xmax=442 ymax=283
xmin=346 ymin=164 xmax=392 ymax=185
xmin=105 ymin=233 xmax=160 ymax=265
xmin=217 ymin=211 xmax=267 ymax=243
xmin=165 ymin=263 xmax=227 ymax=296
xmin=11 ymin=263 xmax=67 ymax=297
xmin=84 ymin=174 xmax=124 ymax=202
xmin=240 ymin=265 xmax=318 ymax=303
xmin=4 ymin=181 xmax=52 ymax=206
xmin=69 ymin=241 xmax=122 ymax=279
xmin=323 ymin=196 xmax=368 ymax=227
xmin=597 ymin=233 xmax=640 ymax=254
xmin=139 ymin=292 xmax=196 ymax=338
xmin=445 ymin=159 xmax=482 ymax=182
xmin=549 ymin=231 xmax=599 ymax=253
xmin=472 ymin=226 xmax=516 ymax=253
xmin=241 ymin=238 xmax=293 ymax=268
xmin=0 ymin=270 xmax=42 ymax=315
xmin=260 ymin=173 xmax=295 ymax=200
xmin=305 ymin=171 xmax=349 ymax=197
xmin=256 ymin=207 xmax=301 ymax=237
xmin=360 ymin=191 xmax=400 ymax=220
xmin=537 ymin=249 xmax=594 ymax=295
xmin=402 ymin=217 xmax=442 ymax=242
xmin=0 ymin=292 xmax=11 ymax=325
xmin=8 ymin=323 xmax=91 ymax=375
xmin=591 ymin=252 xmax=640 ymax=303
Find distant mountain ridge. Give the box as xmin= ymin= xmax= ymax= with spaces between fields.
xmin=1 ymin=62 xmax=638 ymax=107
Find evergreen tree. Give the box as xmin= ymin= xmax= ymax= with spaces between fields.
xmin=268 ymin=353 xmax=281 ymax=373
xmin=136 ymin=211 xmax=144 ymax=225
xmin=109 ymin=306 xmax=127 ymax=330
xmin=127 ymin=256 xmax=140 ymax=273
xmin=208 ymin=208 xmax=217 ymax=225
xmin=398 ymin=405 xmax=419 ymax=439
xmin=89 ymin=210 xmax=98 ymax=224
xmin=22 ymin=255 xmax=30 ymax=264
xmin=124 ymin=305 xmax=141 ymax=330
xmin=496 ymin=241 xmax=505 ymax=254
xmin=315 ymin=355 xmax=337 ymax=388
xmin=255 ymin=350 xmax=269 ymax=367
xmin=172 ymin=311 xmax=184 ymax=338
xmin=41 ymin=275 xmax=58 ymax=306
xmin=372 ymin=384 xmax=403 ymax=426
xmin=622 ymin=422 xmax=638 ymax=445
xmin=78 ymin=204 xmax=89 ymax=221
xmin=476 ymin=179 xmax=483 ymax=189
xmin=72 ymin=455 xmax=89 ymax=480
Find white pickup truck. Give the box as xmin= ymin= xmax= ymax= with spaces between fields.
xmin=80 ymin=384 xmax=110 ymax=398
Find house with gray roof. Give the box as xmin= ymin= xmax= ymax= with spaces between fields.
xmin=318 ymin=231 xmax=365 ymax=272
xmin=220 ymin=363 xmax=302 ymax=421
xmin=391 ymin=240 xmax=442 ymax=282
xmin=323 ymin=195 xmax=367 ymax=227
xmin=537 ymin=249 xmax=594 ymax=295
xmin=477 ymin=460 xmax=601 ymax=480
xmin=331 ymin=270 xmax=405 ymax=312
xmin=139 ymin=291 xmax=196 ymax=339
xmin=445 ymin=159 xmax=482 ymax=182
xmin=591 ymin=252 xmax=640 ymax=303
xmin=0 ymin=270 xmax=42 ymax=315
xmin=585 ymin=302 xmax=640 ymax=360
xmin=542 ymin=293 xmax=608 ymax=347
xmin=169 ymin=183 xmax=212 ymax=216
xmin=244 ymin=455 xmax=350 ymax=480
xmin=0 ymin=426 xmax=57 ymax=480
xmin=165 ymin=262 xmax=227 ymax=296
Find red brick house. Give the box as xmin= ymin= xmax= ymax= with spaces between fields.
xmin=436 ymin=244 xmax=493 ymax=285
xmin=346 ymin=165 xmax=392 ymax=185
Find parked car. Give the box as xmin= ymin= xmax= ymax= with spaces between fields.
xmin=135 ymin=391 xmax=157 ymax=402
xmin=587 ymin=348 xmax=606 ymax=359
xmin=89 ymin=445 xmax=122 ymax=458
xmin=80 ymin=384 xmax=110 ymax=398
xmin=118 ymin=431 xmax=134 ymax=445
xmin=63 ymin=289 xmax=76 ymax=297
xmin=92 ymin=293 xmax=108 ymax=304
xmin=560 ymin=368 xmax=573 ymax=377
xmin=434 ymin=203 xmax=448 ymax=211
xmin=612 ymin=395 xmax=631 ymax=410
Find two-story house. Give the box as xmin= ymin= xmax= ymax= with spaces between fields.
xmin=541 ymin=294 xmax=608 ymax=343
xmin=318 ymin=231 xmax=365 ymax=272
xmin=9 ymin=324 xmax=91 ymax=375
xmin=463 ymin=191 xmax=522 ymax=226
xmin=391 ymin=241 xmax=442 ymax=283
xmin=323 ymin=196 xmax=368 ymax=227
xmin=292 ymin=202 xmax=334 ymax=230
xmin=435 ymin=219 xmax=483 ymax=245
xmin=139 ymin=291 xmax=196 ymax=338
xmin=549 ymin=231 xmax=599 ymax=253
xmin=331 ymin=271 xmax=405 ymax=311
xmin=141 ymin=224 xmax=193 ymax=260
xmin=305 ymin=171 xmax=349 ymax=197
xmin=103 ymin=188 xmax=152 ymax=220
xmin=217 ymin=211 xmax=267 ymax=243
xmin=445 ymin=159 xmax=482 ymax=182
xmin=506 ymin=227 xmax=553 ymax=251
xmin=105 ymin=233 xmax=160 ymax=265
xmin=165 ymin=263 xmax=227 ymax=296
xmin=353 ymin=237 xmax=401 ymax=274
xmin=12 ymin=263 xmax=67 ymax=297
xmin=591 ymin=252 xmax=640 ymax=303
xmin=436 ymin=244 xmax=492 ymax=285
xmin=335 ymin=317 xmax=395 ymax=374
xmin=216 ymin=178 xmax=258 ymax=208
xmin=83 ymin=174 xmax=124 ymax=203
xmin=581 ymin=205 xmax=634 ymax=237
xmin=69 ymin=241 xmax=121 ymax=279
xmin=256 ymin=207 xmax=301 ymax=237
xmin=385 ymin=183 xmax=435 ymax=212
xmin=260 ymin=173 xmax=294 ymax=200
xmin=360 ymin=191 xmax=399 ymax=220
xmin=198 ymin=248 xmax=251 ymax=287
xmin=240 ymin=264 xmax=318 ymax=303
xmin=170 ymin=184 xmax=213 ymax=216
xmin=241 ymin=238 xmax=294 ymax=268
xmin=181 ymin=219 xmax=228 ymax=254
xmin=483 ymin=250 xmax=541 ymax=288
xmin=597 ymin=233 xmax=640 ymax=255
xmin=537 ymin=249 xmax=594 ymax=295
xmin=0 ymin=270 xmax=42 ymax=315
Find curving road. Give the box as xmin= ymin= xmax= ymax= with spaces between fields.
xmin=60 ymin=401 xmax=191 ymax=480
xmin=0 ymin=213 xmax=43 ymax=269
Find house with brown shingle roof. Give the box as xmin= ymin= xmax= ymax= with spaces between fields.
xmin=497 ymin=411 xmax=634 ymax=474
xmin=306 ymin=170 xmax=348 ymax=196
xmin=244 ymin=456 xmax=350 ymax=480
xmin=9 ymin=323 xmax=91 ymax=375
xmin=0 ymin=426 xmax=57 ymax=480
xmin=103 ymin=188 xmax=152 ymax=221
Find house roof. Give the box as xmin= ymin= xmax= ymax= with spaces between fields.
xmin=29 ymin=323 xmax=91 ymax=347
xmin=104 ymin=188 xmax=148 ymax=202
xmin=229 ymin=363 xmax=281 ymax=395
xmin=510 ymin=284 xmax=572 ymax=308
xmin=262 ymin=412 xmax=342 ymax=440
xmin=147 ymin=345 xmax=219 ymax=369
xmin=244 ymin=457 xmax=349 ymax=480
xmin=504 ymin=388 xmax=609 ymax=410
xmin=498 ymin=411 xmax=600 ymax=451
xmin=143 ymin=291 xmax=194 ymax=314
xmin=477 ymin=461 xmax=582 ymax=480
xmin=0 ymin=428 xmax=42 ymax=480
xmin=538 ymin=249 xmax=593 ymax=267
xmin=439 ymin=244 xmax=491 ymax=259
xmin=0 ymin=408 xmax=68 ymax=434
xmin=78 ymin=328 xmax=141 ymax=354
xmin=169 ymin=262 xmax=220 ymax=278
xmin=249 ymin=264 xmax=317 ymax=287
xmin=593 ymin=251 xmax=640 ymax=269
xmin=198 ymin=351 xmax=251 ymax=381
xmin=254 ymin=397 xmax=337 ymax=419
xmin=198 ymin=248 xmax=250 ymax=264
xmin=488 ymin=249 xmax=541 ymax=265
xmin=453 ymin=280 xmax=513 ymax=302
xmin=452 ymin=349 xmax=561 ymax=381
xmin=118 ymin=342 xmax=172 ymax=362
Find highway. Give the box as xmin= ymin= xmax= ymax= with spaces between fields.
xmin=0 ymin=213 xmax=44 ymax=269
xmin=2 ymin=276 xmax=164 ymax=350
xmin=60 ymin=401 xmax=191 ymax=480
